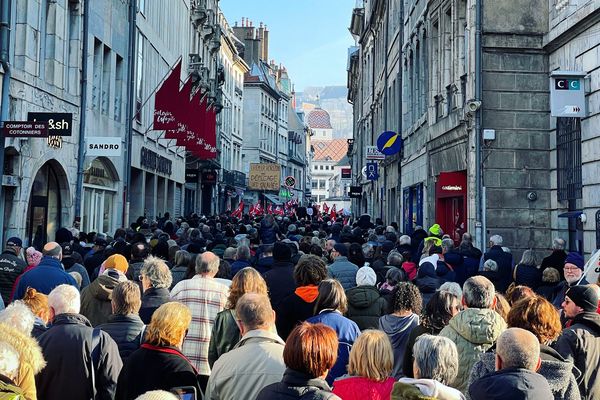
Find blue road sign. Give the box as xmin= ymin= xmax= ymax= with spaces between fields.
xmin=376 ymin=131 xmax=403 ymax=156
xmin=366 ymin=162 xmax=379 ymax=181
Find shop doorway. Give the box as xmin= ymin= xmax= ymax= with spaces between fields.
xmin=435 ymin=171 xmax=467 ymax=245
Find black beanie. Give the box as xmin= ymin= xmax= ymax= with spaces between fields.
xmin=566 ymin=285 xmax=599 ymax=312
xmin=273 ymin=241 xmax=292 ymax=262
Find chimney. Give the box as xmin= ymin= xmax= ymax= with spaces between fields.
xmin=241 ymin=17 xmax=245 ymax=26
xmin=262 ymin=26 xmax=269 ymax=62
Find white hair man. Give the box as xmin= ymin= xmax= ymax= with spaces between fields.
xmin=481 ymin=235 xmax=513 ymax=293
xmin=170 ymin=251 xmax=229 ymax=392
xmin=469 ymin=328 xmax=552 ymax=399
xmin=35 ymin=284 xmax=122 ymax=400
xmin=439 ymin=276 xmax=506 ymax=393
xmin=206 ymin=293 xmax=285 ymax=399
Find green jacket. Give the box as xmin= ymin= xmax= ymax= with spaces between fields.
xmin=345 ymin=285 xmax=387 ymax=330
xmin=391 ymin=382 xmax=436 ymax=400
xmin=439 ymin=308 xmax=506 ymax=393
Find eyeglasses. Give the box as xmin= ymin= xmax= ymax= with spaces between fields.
xmin=138 ymin=275 xmax=145 ymax=281
xmin=564 ymin=267 xmax=581 ymax=272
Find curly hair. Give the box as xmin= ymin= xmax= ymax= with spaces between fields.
xmin=294 ymin=255 xmax=328 ymax=286
xmin=392 ymin=282 xmax=422 ymax=314
xmin=226 ymin=267 xmax=268 ymax=309
xmin=421 ymin=290 xmax=459 ymax=332
xmin=507 ymin=295 xmax=562 ymax=344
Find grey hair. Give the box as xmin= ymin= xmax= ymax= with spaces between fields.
xmin=387 ymin=251 xmax=404 ymax=267
xmin=461 ymin=232 xmax=473 ymax=245
xmin=413 ymin=334 xmax=459 ymax=385
xmin=441 ymin=238 xmax=454 ymax=252
xmin=489 ymin=234 xmax=503 ymax=246
xmin=439 ymin=282 xmax=462 ymax=300
xmin=399 ymin=235 xmax=411 ymax=246
xmin=501 ymin=246 xmax=511 ymax=254
xmin=0 ymin=342 xmax=20 ymax=379
xmin=0 ymin=301 xmax=35 ymax=335
xmin=462 ymin=276 xmax=495 ymax=308
xmin=141 ymin=256 xmax=173 ymax=289
xmin=552 ymin=237 xmax=566 ymax=251
xmin=497 ymin=328 xmax=540 ymax=370
xmin=236 ymin=245 xmax=251 ymax=260
xmin=196 ymin=251 xmax=220 ymax=275
xmin=174 ymin=250 xmax=191 ymax=267
xmin=483 ymin=259 xmax=498 ymax=272
xmin=48 ymin=284 xmax=81 ymax=315
xmin=362 ymin=243 xmax=374 ymax=258
xmin=519 ymin=249 xmax=537 ymax=266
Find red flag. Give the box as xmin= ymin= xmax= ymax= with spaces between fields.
xmin=323 ymin=203 xmax=330 ymax=214
xmin=164 ymin=78 xmax=194 ymax=140
xmin=254 ymin=202 xmax=263 ymax=216
xmin=275 ymin=206 xmax=284 ymax=216
xmin=153 ymin=59 xmax=182 ymax=130
xmin=267 ymin=203 xmax=273 ymax=215
xmin=231 ymin=200 xmax=244 ymax=218
xmin=330 ymin=204 xmax=337 ymax=220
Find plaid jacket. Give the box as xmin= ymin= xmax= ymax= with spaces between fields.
xmin=170 ymin=275 xmax=229 ymax=375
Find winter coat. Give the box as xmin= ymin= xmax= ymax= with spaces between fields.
xmin=332 ymin=376 xmax=395 ymax=400
xmin=139 ymin=287 xmax=170 ymax=324
xmin=13 ymin=256 xmax=77 ymax=300
xmin=115 ymin=344 xmax=201 ymax=400
xmin=205 ymin=329 xmax=285 ymax=400
xmin=65 ymin=262 xmax=91 ymax=289
xmin=208 ymin=309 xmax=240 ymax=368
xmin=469 ymin=368 xmax=553 ymax=400
xmin=379 ymin=313 xmax=420 ymax=379
xmin=97 ymin=314 xmax=145 ymax=363
xmin=328 ymin=257 xmax=359 ymax=290
xmin=257 ymin=368 xmax=340 ymax=400
xmin=513 ymin=263 xmax=542 ymax=290
xmin=457 ymin=245 xmax=482 ymax=286
xmin=541 ymin=250 xmax=567 ymax=279
xmin=126 ymin=260 xmax=145 ymax=282
xmin=392 ymin=378 xmax=465 ymax=400
xmin=402 ymin=262 xmax=418 ymax=281
xmin=483 ymin=245 xmax=513 ymax=293
xmin=414 ymin=262 xmax=444 ymax=308
xmin=80 ymin=274 xmax=120 ymax=327
xmin=276 ymin=285 xmax=318 ymax=340
xmin=536 ymin=283 xmax=559 ymax=301
xmin=264 ymin=261 xmax=296 ymax=309
xmin=230 ymin=259 xmax=252 ymax=276
xmin=256 ymin=256 xmax=274 ymax=275
xmin=345 ymin=285 xmax=387 ymax=330
xmin=307 ymin=311 xmax=361 ymax=385
xmin=169 ymin=265 xmax=188 ymax=289
xmin=371 ymin=263 xmax=391 ymax=285
xmin=0 ymin=323 xmax=46 ymax=400
xmin=402 ymin=324 xmax=441 ymax=378
xmin=554 ymin=311 xmax=600 ymax=399
xmin=36 ymin=313 xmax=122 ymax=400
xmin=260 ymin=220 xmax=280 ymax=244
xmin=439 ymin=308 xmax=506 ymax=393
xmin=468 ymin=346 xmax=580 ymax=400
xmin=0 ymin=249 xmax=27 ymax=304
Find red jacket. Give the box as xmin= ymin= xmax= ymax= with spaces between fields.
xmin=402 ymin=261 xmax=418 ymax=281
xmin=332 ymin=376 xmax=395 ymax=400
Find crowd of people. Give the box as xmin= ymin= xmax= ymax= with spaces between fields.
xmin=0 ymin=211 xmax=598 ymax=400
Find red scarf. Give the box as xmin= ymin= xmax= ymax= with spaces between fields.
xmin=140 ymin=343 xmax=199 ymax=375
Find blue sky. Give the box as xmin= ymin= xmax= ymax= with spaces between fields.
xmin=220 ymin=0 xmax=356 ymax=92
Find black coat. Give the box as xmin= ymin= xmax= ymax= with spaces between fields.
xmin=276 ymin=291 xmax=316 ymax=341
xmin=264 ymin=261 xmax=296 ymax=309
xmin=257 ymin=369 xmax=337 ymax=400
xmin=98 ymin=314 xmax=145 ymax=362
xmin=541 ymin=250 xmax=567 ymax=279
xmin=139 ymin=287 xmax=171 ymax=324
xmin=458 ymin=244 xmax=483 ymax=286
xmin=483 ymin=245 xmax=513 ymax=293
xmin=514 ymin=263 xmax=542 ymax=290
xmin=469 ymin=368 xmax=553 ymax=400
xmin=0 ymin=250 xmax=26 ymax=304
xmin=115 ymin=345 xmax=201 ymax=400
xmin=36 ymin=313 xmax=122 ymax=400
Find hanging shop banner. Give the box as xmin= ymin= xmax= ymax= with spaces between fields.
xmin=376 ymin=131 xmax=403 ymax=156
xmin=2 ymin=121 xmax=48 ymax=138
xmin=185 ymin=169 xmax=199 ymax=182
xmin=86 ymin=137 xmax=122 ymax=157
xmin=249 ymin=163 xmax=281 ymax=191
xmin=201 ymin=170 xmax=217 ymax=184
xmin=153 ymin=59 xmax=182 ymax=130
xmin=28 ymin=112 xmax=72 ymax=136
xmin=366 ymin=162 xmax=379 ymax=180
xmin=366 ymin=146 xmax=385 ymax=160
xmin=341 ymin=167 xmax=352 ymax=180
xmin=348 ymin=186 xmax=362 ymax=198
xmin=550 ymin=71 xmax=586 ymax=118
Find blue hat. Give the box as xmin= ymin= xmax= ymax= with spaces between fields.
xmin=565 ymin=252 xmax=585 ymax=270
xmin=6 ymin=237 xmax=22 ymax=247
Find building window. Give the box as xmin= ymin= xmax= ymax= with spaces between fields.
xmin=92 ymin=39 xmax=102 ymax=110
xmin=557 ymin=117 xmax=582 ymax=200
xmin=115 ymin=55 xmax=124 ymax=121
xmin=135 ymin=31 xmax=144 ymax=122
xmin=102 ymin=46 xmax=111 ymax=115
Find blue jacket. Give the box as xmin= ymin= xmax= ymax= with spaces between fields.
xmin=14 ymin=256 xmax=77 ymax=299
xmin=469 ymin=368 xmax=553 ymax=400
xmin=231 ymin=259 xmax=252 ymax=276
xmin=327 ymin=257 xmax=359 ymax=290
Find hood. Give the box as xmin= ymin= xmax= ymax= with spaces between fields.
xmin=419 ymin=254 xmax=439 ymax=267
xmin=0 ymin=323 xmax=46 ymax=374
xmin=396 ymin=378 xmax=466 ymax=400
xmin=469 ymin=368 xmax=552 ymax=399
xmin=379 ymin=314 xmax=419 ymax=342
xmin=88 ymin=274 xmax=120 ymax=301
xmin=448 ymin=308 xmax=506 ymax=345
xmin=570 ymin=311 xmax=600 ymax=333
xmin=346 ymin=286 xmax=381 ymax=308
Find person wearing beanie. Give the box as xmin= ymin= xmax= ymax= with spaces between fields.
xmin=263 ymin=242 xmax=295 ymax=311
xmin=554 ymin=284 xmax=600 ymax=399
xmin=0 ymin=237 xmax=27 ymax=304
xmin=552 ymin=252 xmax=588 ymax=309
xmin=346 ymin=267 xmax=387 ymax=330
xmin=80 ymin=254 xmax=128 ymax=327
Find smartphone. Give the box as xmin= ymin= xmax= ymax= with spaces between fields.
xmin=170 ymin=386 xmax=197 ymax=400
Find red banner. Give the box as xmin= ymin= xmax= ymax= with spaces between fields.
xmin=154 ymin=60 xmax=182 ymax=130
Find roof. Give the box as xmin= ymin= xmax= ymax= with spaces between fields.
xmin=306 ymin=107 xmax=333 ymax=129
xmin=312 ymin=139 xmax=348 ymax=162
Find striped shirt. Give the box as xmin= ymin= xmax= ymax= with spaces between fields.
xmin=170 ymin=275 xmax=229 ymax=375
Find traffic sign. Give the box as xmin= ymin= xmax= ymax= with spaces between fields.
xmin=366 ymin=162 xmax=379 ymax=181
xmin=284 ymin=175 xmax=296 ymax=188
xmin=377 ymin=131 xmax=403 ymax=156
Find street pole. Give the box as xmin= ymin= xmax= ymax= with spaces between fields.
xmin=0 ymin=0 xmax=12 ymax=245
xmin=123 ymin=0 xmax=137 ymax=227
xmin=475 ymin=0 xmax=484 ymax=250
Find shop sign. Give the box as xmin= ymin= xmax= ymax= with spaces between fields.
xmin=366 ymin=146 xmax=385 ymax=160
xmin=284 ymin=175 xmax=296 ymax=188
xmin=376 ymin=131 xmax=403 ymax=156
xmin=185 ymin=169 xmax=199 ymax=182
xmin=249 ymin=163 xmax=281 ymax=191
xmin=2 ymin=121 xmax=48 ymax=138
xmin=348 ymin=186 xmax=362 ymax=198
xmin=140 ymin=147 xmax=172 ymax=175
xmin=341 ymin=167 xmax=352 ymax=180
xmin=28 ymin=112 xmax=73 ymax=136
xmin=202 ymin=170 xmax=217 ymax=184
xmin=366 ymin=162 xmax=379 ymax=181
xmin=86 ymin=137 xmax=121 ymax=157
xmin=550 ymin=71 xmax=586 ymax=117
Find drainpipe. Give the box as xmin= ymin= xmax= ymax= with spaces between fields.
xmin=74 ymin=0 xmax=90 ymax=223
xmin=397 ymin=0 xmax=404 ymax=228
xmin=474 ymin=0 xmax=484 ymax=249
xmin=122 ymin=0 xmax=137 ymax=227
xmin=0 ymin=0 xmax=11 ymax=245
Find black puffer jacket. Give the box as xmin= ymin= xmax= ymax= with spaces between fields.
xmin=139 ymin=287 xmax=170 ymax=324
xmin=257 ymin=369 xmax=339 ymax=400
xmin=469 ymin=367 xmax=553 ymax=400
xmin=345 ymin=285 xmax=387 ymax=330
xmin=98 ymin=314 xmax=145 ymax=362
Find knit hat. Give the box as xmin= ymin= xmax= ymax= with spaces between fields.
xmin=565 ymin=252 xmax=585 ymax=270
xmin=25 ymin=247 xmax=43 ymax=267
xmin=103 ymin=254 xmax=128 ymax=274
xmin=356 ymin=267 xmax=377 ymax=286
xmin=273 ymin=242 xmax=292 ymax=262
xmin=428 ymin=224 xmax=443 ymax=236
xmin=566 ymin=285 xmax=599 ymax=312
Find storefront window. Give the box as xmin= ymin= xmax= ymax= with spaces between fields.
xmin=27 ymin=162 xmax=63 ymax=249
xmin=83 ymin=158 xmax=117 ymax=234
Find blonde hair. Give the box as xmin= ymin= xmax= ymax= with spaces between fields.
xmin=347 ymin=330 xmax=393 ymax=381
xmin=145 ymin=302 xmax=191 ymax=347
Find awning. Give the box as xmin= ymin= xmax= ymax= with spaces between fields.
xmin=263 ymin=193 xmax=283 ymax=205
xmin=558 ymin=211 xmax=583 ymax=218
